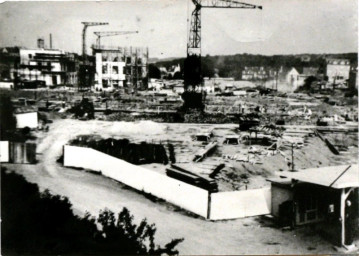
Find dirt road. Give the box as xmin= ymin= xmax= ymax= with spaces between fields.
xmin=4 ymin=119 xmax=350 ymax=254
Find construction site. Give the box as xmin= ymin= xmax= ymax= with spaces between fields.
xmin=0 ymin=0 xmax=358 ymax=255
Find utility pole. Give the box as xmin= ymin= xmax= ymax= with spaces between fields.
xmin=291 ymin=143 xmax=295 ymax=172
xmin=276 ymin=68 xmax=279 ymax=91
xmin=135 ymin=48 xmax=138 ymax=94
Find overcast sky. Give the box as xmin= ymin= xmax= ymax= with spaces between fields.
xmin=0 ymin=0 xmax=357 ymax=58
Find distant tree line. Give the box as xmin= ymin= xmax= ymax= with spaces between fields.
xmin=2 ymin=168 xmax=183 ymax=255
xmin=151 ymin=53 xmax=358 ymax=80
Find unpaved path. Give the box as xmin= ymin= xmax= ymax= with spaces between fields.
xmin=4 ymin=119 xmax=351 ymax=254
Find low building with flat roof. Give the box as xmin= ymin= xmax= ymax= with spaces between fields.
xmin=268 ymin=164 xmax=358 ymax=251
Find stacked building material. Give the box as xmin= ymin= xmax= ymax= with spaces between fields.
xmin=166 ymin=164 xmax=218 ymax=192
xmin=193 ymin=141 xmax=217 ymax=162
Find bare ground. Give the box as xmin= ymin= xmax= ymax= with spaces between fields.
xmin=4 ymin=119 xmax=358 ymax=254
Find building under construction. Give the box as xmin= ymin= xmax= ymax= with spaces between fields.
xmin=92 ymin=45 xmax=148 ymax=92
xmin=10 ymin=39 xmax=80 ymax=87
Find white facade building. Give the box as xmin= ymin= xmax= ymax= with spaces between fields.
xmin=95 ymin=52 xmax=126 ymax=90
xmin=285 ymin=67 xmax=300 ymax=90
xmin=326 ymin=59 xmax=350 ymax=84
xmin=0 ymin=81 xmax=14 ymax=89
xmin=93 ymin=46 xmax=148 ymax=91
xmin=17 ymin=49 xmax=67 ymax=86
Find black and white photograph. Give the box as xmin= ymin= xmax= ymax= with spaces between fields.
xmin=0 ymin=0 xmax=358 ymax=255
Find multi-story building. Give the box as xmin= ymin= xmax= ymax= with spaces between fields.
xmin=325 ymin=58 xmax=350 ymax=85
xmin=92 ymin=46 xmax=148 ymax=91
xmin=13 ymin=48 xmax=78 ymax=87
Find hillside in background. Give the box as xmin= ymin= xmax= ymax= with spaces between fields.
xmin=154 ymin=53 xmax=358 ymax=80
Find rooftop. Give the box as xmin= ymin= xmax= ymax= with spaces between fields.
xmin=278 ymin=164 xmax=359 ymax=189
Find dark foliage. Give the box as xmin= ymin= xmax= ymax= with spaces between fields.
xmin=344 ymin=88 xmax=358 ymax=98
xmin=1 ymin=168 xmax=183 ymax=255
xmin=148 ymin=64 xmax=161 ymax=79
xmin=69 ymin=98 xmax=95 ymax=119
xmin=295 ymin=76 xmax=318 ymax=92
xmin=155 ymin=53 xmax=358 ymax=81
xmin=0 ymin=94 xmax=17 ymax=140
xmin=172 ymin=71 xmax=183 ymax=80
xmin=69 ymin=137 xmax=171 ymax=165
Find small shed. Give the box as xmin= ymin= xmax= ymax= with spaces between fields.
xmin=223 ymin=135 xmax=240 ymax=145
xmin=268 ymin=165 xmax=359 ymax=250
xmin=0 ymin=141 xmax=36 ymax=164
xmin=15 ymin=111 xmax=38 ymax=129
xmin=0 ymin=81 xmax=14 ymax=89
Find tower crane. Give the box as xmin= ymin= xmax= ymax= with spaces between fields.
xmin=81 ymin=22 xmax=109 ymax=58
xmin=187 ymin=0 xmax=262 ymax=56
xmin=183 ymin=0 xmax=262 ymax=109
xmin=93 ymin=31 xmax=139 ymax=48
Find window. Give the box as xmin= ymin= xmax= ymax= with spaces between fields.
xmin=113 ymin=66 xmax=118 ymax=74
xmin=102 ymin=64 xmax=108 ymax=74
xmin=29 ymin=54 xmax=32 ymax=58
xmin=102 ymin=79 xmax=108 ymax=88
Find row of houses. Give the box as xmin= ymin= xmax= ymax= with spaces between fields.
xmin=241 ymin=59 xmax=357 ymax=91
xmin=0 ymin=39 xmax=149 ymax=91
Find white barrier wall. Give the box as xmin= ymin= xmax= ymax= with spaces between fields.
xmin=0 ymin=141 xmax=9 ymax=162
xmin=209 ymin=188 xmax=271 ymax=220
xmin=16 ymin=112 xmax=38 ymax=129
xmin=64 ymin=145 xmax=209 ymax=217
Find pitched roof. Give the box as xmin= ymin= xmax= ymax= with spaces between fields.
xmin=278 ymin=164 xmax=359 ymax=189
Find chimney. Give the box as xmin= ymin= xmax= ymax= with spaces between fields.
xmin=49 ymin=34 xmax=52 ymax=49
xmin=37 ymin=38 xmax=45 ymax=49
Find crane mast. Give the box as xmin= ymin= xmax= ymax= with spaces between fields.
xmin=183 ymin=0 xmax=262 ymax=110
xmin=94 ymin=31 xmax=139 ymax=48
xmin=81 ymin=22 xmax=108 ymax=58
xmin=187 ymin=0 xmax=262 ymax=56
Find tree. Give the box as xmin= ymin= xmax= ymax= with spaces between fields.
xmin=1 ymin=168 xmax=184 ymax=255
xmin=148 ymin=64 xmax=161 ymax=79
xmin=69 ymin=98 xmax=95 ymax=119
xmin=173 ymin=71 xmax=182 ymax=80
xmin=0 ymin=94 xmax=17 ymax=139
xmin=97 ymin=208 xmax=183 ymax=255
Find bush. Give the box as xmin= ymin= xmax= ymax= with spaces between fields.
xmin=1 ymin=168 xmax=183 ymax=255
xmin=69 ymin=98 xmax=95 ymax=119
xmin=22 ymin=126 xmax=31 ymax=135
